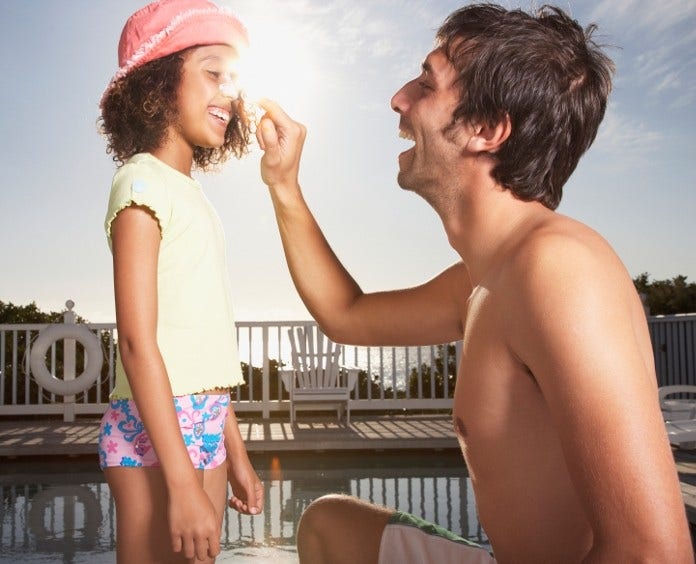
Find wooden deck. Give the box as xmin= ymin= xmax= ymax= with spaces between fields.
xmin=0 ymin=414 xmax=458 ymax=458
xmin=2 ymin=415 xmax=695 ymax=527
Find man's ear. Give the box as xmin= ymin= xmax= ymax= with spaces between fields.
xmin=467 ymin=113 xmax=511 ymax=154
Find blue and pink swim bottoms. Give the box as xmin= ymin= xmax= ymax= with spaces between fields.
xmin=98 ymin=393 xmax=229 ymax=470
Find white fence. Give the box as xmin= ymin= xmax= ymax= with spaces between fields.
xmin=2 ymin=304 xmax=694 ymax=422
xmin=0 ymin=303 xmax=459 ymax=421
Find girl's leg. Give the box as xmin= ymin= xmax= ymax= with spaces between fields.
xmin=105 ymin=466 xmax=196 ymax=564
xmin=105 ymin=464 xmax=228 ymax=564
xmin=199 ymin=463 xmax=229 ymax=564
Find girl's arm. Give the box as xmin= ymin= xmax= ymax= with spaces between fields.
xmin=224 ymin=404 xmax=264 ymax=515
xmin=111 ymin=205 xmax=221 ymax=561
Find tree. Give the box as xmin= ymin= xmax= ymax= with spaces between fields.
xmin=0 ymin=301 xmax=66 ymax=324
xmin=633 ymin=274 xmax=696 ymax=315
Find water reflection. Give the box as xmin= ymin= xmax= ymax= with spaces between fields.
xmin=1 ymin=452 xmax=488 ymax=563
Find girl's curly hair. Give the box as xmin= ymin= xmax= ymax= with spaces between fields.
xmin=99 ymin=49 xmax=252 ymax=170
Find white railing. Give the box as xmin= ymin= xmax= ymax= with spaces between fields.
xmin=2 ymin=303 xmax=694 ymax=422
xmin=0 ymin=302 xmax=459 ymax=421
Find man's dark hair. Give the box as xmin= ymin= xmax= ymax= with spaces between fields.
xmin=99 ymin=49 xmax=252 ymax=169
xmin=437 ymin=3 xmax=614 ymax=209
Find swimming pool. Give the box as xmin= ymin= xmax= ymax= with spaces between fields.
xmin=0 ymin=451 xmax=489 ymax=563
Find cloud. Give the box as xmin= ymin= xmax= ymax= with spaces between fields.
xmin=593 ymin=105 xmax=664 ymax=162
xmin=588 ymin=0 xmax=696 ymax=33
xmin=587 ymin=0 xmax=696 ymax=108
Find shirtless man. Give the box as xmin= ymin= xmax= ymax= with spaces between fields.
xmin=256 ymin=4 xmax=692 ymax=563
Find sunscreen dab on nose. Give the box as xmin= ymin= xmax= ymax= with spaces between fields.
xmin=220 ymin=81 xmax=261 ymax=124
xmin=219 ymin=81 xmax=239 ymax=99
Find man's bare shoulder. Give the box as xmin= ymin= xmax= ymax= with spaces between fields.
xmin=511 ymin=214 xmax=625 ymax=280
xmin=500 ymin=213 xmax=637 ymax=318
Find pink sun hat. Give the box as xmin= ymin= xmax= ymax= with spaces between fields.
xmin=102 ymin=0 xmax=248 ymax=105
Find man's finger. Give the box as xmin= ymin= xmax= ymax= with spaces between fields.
xmin=257 ymin=98 xmax=289 ymax=123
xmin=258 ymin=118 xmax=280 ymax=163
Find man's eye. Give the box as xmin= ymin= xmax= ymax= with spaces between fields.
xmin=418 ymin=81 xmax=432 ymax=90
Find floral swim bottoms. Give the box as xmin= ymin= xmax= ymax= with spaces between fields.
xmin=98 ymin=393 xmax=229 ymax=470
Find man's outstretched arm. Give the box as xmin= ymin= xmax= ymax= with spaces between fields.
xmin=256 ymin=100 xmax=470 ymax=346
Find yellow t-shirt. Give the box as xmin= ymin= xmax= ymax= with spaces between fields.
xmin=105 ymin=153 xmax=244 ymax=398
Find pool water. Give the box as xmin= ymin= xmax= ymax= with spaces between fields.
xmin=0 ymin=451 xmax=488 ymax=563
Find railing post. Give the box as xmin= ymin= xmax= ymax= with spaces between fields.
xmin=62 ymin=300 xmax=77 ymax=422
xmin=262 ymin=325 xmax=270 ymax=419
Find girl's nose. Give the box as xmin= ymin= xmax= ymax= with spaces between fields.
xmin=219 ymin=82 xmax=239 ymax=100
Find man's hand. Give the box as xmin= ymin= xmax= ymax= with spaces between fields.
xmin=257 ymin=99 xmax=306 ymax=189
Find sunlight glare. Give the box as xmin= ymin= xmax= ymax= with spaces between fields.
xmin=231 ymin=11 xmax=319 ymax=119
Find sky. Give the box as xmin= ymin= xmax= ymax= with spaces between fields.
xmin=1 ymin=0 xmax=694 ymax=323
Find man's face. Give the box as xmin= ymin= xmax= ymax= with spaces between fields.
xmin=391 ymin=47 xmax=468 ymax=201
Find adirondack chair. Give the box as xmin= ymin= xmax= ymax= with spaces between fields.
xmin=280 ymin=325 xmax=359 ymax=425
xmin=660 ymin=386 xmax=696 ymax=449
xmin=659 ymin=385 xmax=696 ymax=421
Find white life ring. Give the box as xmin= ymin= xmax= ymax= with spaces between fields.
xmin=28 ymin=484 xmax=101 ymax=542
xmin=30 ymin=324 xmax=103 ymax=396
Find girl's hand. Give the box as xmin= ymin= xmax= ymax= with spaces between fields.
xmin=227 ymin=456 xmax=264 ymax=515
xmin=168 ymin=484 xmax=221 ymax=561
xmin=256 ymin=99 xmax=306 ymax=189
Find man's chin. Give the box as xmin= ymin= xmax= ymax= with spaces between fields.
xmin=396 ymin=171 xmax=414 ymax=192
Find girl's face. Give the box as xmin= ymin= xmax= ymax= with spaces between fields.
xmin=171 ymin=44 xmax=239 ymax=151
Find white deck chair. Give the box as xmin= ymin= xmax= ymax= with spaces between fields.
xmin=280 ymin=325 xmax=359 ymax=425
xmin=660 ymin=386 xmax=696 ymax=449
xmin=659 ymin=385 xmax=696 ymax=422
xmin=665 ymin=419 xmax=696 ymax=449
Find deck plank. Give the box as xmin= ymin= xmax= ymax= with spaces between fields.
xmin=0 ymin=415 xmax=458 ymax=458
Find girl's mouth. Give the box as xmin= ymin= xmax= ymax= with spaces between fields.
xmin=208 ymin=106 xmax=231 ymax=125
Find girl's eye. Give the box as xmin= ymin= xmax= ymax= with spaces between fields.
xmin=207 ymin=70 xmax=222 ymax=80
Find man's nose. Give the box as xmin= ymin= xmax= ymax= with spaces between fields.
xmin=391 ymin=83 xmax=409 ymax=114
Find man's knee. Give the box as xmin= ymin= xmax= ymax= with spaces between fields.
xmin=298 ymin=494 xmax=350 ymax=541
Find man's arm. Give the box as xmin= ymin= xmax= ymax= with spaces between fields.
xmin=257 ymin=100 xmax=471 ymax=346
xmin=510 ymin=233 xmax=692 ymax=562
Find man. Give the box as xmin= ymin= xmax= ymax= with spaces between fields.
xmin=256 ymin=4 xmax=693 ymax=563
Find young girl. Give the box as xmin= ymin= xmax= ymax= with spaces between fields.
xmin=97 ymin=1 xmax=262 ymax=562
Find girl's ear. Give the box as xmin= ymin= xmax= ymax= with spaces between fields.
xmin=467 ymin=113 xmax=511 ymax=154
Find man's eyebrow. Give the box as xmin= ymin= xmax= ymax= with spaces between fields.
xmin=421 ymin=61 xmax=433 ymax=75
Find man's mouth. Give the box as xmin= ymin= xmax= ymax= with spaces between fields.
xmin=209 ymin=106 xmax=231 ymax=125
xmin=398 ymin=128 xmax=416 ymax=159
xmin=399 ymin=128 xmax=415 ymax=143
xmin=399 ymin=129 xmax=416 ymax=142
